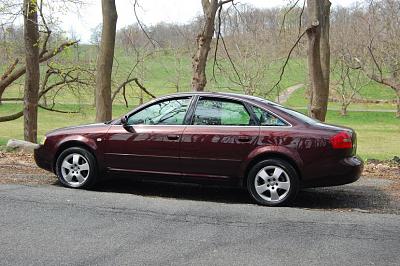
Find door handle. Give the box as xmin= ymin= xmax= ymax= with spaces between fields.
xmin=167 ymin=134 xmax=180 ymax=140
xmin=237 ymin=136 xmax=252 ymax=142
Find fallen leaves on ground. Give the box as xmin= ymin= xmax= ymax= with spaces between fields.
xmin=364 ymin=160 xmax=400 ymax=200
xmin=0 ymin=151 xmax=398 ymax=196
xmin=0 ymin=151 xmax=56 ymax=185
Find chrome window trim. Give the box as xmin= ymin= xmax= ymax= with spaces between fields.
xmin=109 ymin=124 xmax=292 ymax=128
xmin=114 ymin=93 xmax=293 ymax=128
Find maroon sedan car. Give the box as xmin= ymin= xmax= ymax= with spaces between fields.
xmin=34 ymin=92 xmax=363 ymax=206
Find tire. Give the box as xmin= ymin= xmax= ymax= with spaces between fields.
xmin=247 ymin=159 xmax=299 ymax=207
xmin=56 ymin=147 xmax=97 ymax=189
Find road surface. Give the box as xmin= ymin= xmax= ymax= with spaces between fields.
xmin=0 ymin=182 xmax=399 ymax=265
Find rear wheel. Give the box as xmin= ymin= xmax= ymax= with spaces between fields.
xmin=56 ymin=147 xmax=97 ymax=189
xmin=247 ymin=159 xmax=299 ymax=206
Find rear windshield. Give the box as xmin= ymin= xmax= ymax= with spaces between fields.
xmin=275 ymin=106 xmax=318 ymax=125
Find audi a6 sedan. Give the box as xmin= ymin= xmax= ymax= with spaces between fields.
xmin=34 ymin=92 xmax=363 ymax=206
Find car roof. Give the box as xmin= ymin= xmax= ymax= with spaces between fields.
xmin=162 ymin=91 xmax=284 ymax=107
xmin=115 ymin=91 xmax=299 ymax=127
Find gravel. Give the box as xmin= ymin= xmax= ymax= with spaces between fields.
xmin=0 ymin=151 xmax=399 ymax=213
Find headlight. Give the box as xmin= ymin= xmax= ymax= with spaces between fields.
xmin=40 ymin=136 xmax=47 ymax=145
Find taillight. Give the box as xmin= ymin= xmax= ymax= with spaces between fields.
xmin=330 ymin=131 xmax=353 ymax=149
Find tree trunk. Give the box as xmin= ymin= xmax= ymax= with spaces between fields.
xmin=396 ymin=90 xmax=400 ymax=118
xmin=340 ymin=103 xmax=348 ymax=116
xmin=191 ymin=0 xmax=219 ymax=91
xmin=320 ymin=0 xmax=331 ymax=109
xmin=23 ymin=0 xmax=40 ymax=143
xmin=95 ymin=0 xmax=117 ymax=122
xmin=92 ymin=87 xmax=96 ymax=107
xmin=307 ymin=0 xmax=331 ymax=122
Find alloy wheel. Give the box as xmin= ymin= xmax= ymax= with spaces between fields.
xmin=60 ymin=153 xmax=90 ymax=187
xmin=254 ymin=165 xmax=291 ymax=203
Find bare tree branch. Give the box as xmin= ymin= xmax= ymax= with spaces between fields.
xmin=112 ymin=77 xmax=156 ymax=103
xmin=133 ymin=0 xmax=158 ymax=48
xmin=0 ymin=40 xmax=79 ymax=95
xmin=298 ymin=0 xmax=306 ymax=37
xmin=279 ymin=0 xmax=301 ymax=35
xmin=218 ymin=0 xmax=234 ymax=7
xmin=38 ymin=0 xmax=52 ymax=58
xmin=0 ymin=111 xmax=24 ymax=122
xmin=271 ymin=29 xmax=308 ymax=92
xmin=0 ymin=98 xmax=23 ymax=101
xmin=212 ymin=3 xmax=244 ymax=87
xmin=1 ymin=59 xmax=19 ymax=81
xmin=38 ymin=104 xmax=79 ymax=114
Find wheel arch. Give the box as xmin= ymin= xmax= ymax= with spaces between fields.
xmin=240 ymin=151 xmax=302 ymax=188
xmin=53 ymin=140 xmax=98 ymax=173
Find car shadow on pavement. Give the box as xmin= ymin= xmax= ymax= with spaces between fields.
xmin=88 ymin=177 xmax=398 ymax=213
xmin=294 ymin=187 xmax=396 ymax=212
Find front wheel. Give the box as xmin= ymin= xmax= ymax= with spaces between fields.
xmin=247 ymin=159 xmax=299 ymax=206
xmin=56 ymin=147 xmax=97 ymax=189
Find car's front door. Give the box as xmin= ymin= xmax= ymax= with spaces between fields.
xmin=180 ymin=97 xmax=260 ymax=180
xmin=104 ymin=96 xmax=192 ymax=175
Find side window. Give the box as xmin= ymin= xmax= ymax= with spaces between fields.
xmin=128 ymin=97 xmax=191 ymax=125
xmin=192 ymin=98 xmax=252 ymax=126
xmin=252 ymin=106 xmax=287 ymax=126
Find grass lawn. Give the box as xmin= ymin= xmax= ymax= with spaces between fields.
xmin=1 ymin=52 xmax=309 ymax=105
xmin=285 ymin=87 xmax=397 ymax=111
xmin=286 ymin=88 xmax=399 ymax=160
xmin=1 ymin=47 xmax=398 ymax=159
xmin=1 ymin=101 xmax=398 ymax=160
xmin=4 ymin=46 xmax=394 ymax=105
xmin=325 ymin=111 xmax=399 ymax=160
xmin=0 ymin=103 xmax=131 ymax=146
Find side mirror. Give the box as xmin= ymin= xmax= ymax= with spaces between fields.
xmin=121 ymin=116 xmax=135 ymax=133
xmin=120 ymin=115 xmax=128 ymax=126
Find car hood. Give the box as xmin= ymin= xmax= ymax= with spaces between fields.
xmin=47 ymin=123 xmax=110 ymax=136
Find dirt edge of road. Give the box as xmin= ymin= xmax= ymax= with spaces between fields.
xmin=1 ymin=151 xmax=399 ymax=213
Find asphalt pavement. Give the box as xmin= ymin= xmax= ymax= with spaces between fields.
xmin=0 ymin=182 xmax=399 ymax=266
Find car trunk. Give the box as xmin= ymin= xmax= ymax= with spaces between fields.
xmin=313 ymin=122 xmax=357 ymax=156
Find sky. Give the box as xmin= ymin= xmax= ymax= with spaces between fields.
xmin=63 ymin=0 xmax=358 ymax=43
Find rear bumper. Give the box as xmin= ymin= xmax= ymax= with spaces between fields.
xmin=302 ymin=156 xmax=363 ymax=188
xmin=34 ymin=145 xmax=53 ymax=172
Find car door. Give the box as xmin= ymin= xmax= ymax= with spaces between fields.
xmin=180 ymin=96 xmax=260 ymax=180
xmin=104 ymin=96 xmax=192 ymax=175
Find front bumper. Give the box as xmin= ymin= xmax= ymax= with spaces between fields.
xmin=34 ymin=145 xmax=53 ymax=172
xmin=302 ymin=156 xmax=364 ymax=188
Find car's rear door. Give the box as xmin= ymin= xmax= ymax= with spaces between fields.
xmin=180 ymin=96 xmax=260 ymax=180
xmin=104 ymin=96 xmax=192 ymax=175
